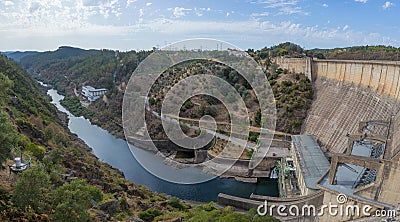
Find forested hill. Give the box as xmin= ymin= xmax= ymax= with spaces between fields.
xmin=0 ymin=54 xmax=144 ymax=221
xmin=19 ymin=47 xmax=154 ymax=138
xmin=20 ymin=46 xmax=99 ymax=75
xmin=0 ymin=51 xmax=39 ymax=62
xmin=20 ymin=46 xmax=150 ymax=94
xmin=305 ymin=45 xmax=400 ymax=60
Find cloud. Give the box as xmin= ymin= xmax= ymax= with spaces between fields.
xmin=253 ymin=0 xmax=298 ymax=8
xmin=251 ymin=0 xmax=308 ymax=15
xmin=169 ymin=7 xmax=192 ymax=18
xmin=129 ymin=18 xmax=398 ymax=48
xmin=3 ymin=1 xmax=15 ymax=6
xmin=277 ymin=6 xmax=308 ymax=15
xmin=29 ymin=2 xmax=42 ymax=13
xmin=354 ymin=0 xmax=367 ymax=3
xmin=382 ymin=1 xmax=394 ymax=9
xmin=322 ymin=3 xmax=328 ymax=8
xmin=146 ymin=2 xmax=152 ymax=7
xmin=1 ymin=13 xmax=398 ymax=51
xmin=126 ymin=0 xmax=137 ymax=7
xmin=1 ymin=0 xmax=399 ymax=51
xmin=97 ymin=0 xmax=121 ymax=18
xmin=251 ymin=12 xmax=270 ymax=17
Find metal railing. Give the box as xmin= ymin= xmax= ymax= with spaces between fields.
xmin=9 ymin=147 xmax=31 ymax=173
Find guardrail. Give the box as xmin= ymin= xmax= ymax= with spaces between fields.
xmin=9 ymin=147 xmax=31 ymax=174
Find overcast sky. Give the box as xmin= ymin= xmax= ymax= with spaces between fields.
xmin=0 ymin=0 xmax=399 ymax=51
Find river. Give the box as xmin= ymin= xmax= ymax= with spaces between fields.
xmin=47 ymin=88 xmax=278 ymax=202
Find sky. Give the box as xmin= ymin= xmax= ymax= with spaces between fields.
xmin=0 ymin=0 xmax=399 ymax=51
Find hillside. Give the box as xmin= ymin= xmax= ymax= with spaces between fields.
xmin=306 ymin=45 xmax=400 ymax=61
xmin=0 ymin=55 xmax=279 ymax=221
xmin=148 ymin=59 xmax=313 ymax=138
xmin=1 ymin=51 xmax=39 ymax=62
xmin=20 ymin=45 xmax=313 ymax=140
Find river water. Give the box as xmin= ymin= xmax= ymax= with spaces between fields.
xmin=47 ymin=89 xmax=278 ymax=202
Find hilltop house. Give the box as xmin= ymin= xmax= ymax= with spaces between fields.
xmin=227 ymin=49 xmax=247 ymax=57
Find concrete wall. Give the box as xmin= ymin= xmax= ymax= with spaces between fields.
xmin=273 ymin=57 xmax=313 ymax=80
xmin=274 ymin=57 xmax=400 ymax=99
xmin=290 ymin=142 xmax=311 ymax=196
xmin=275 ymin=57 xmax=400 ymax=153
xmin=389 ymin=111 xmax=400 ymax=158
xmin=302 ymin=79 xmax=398 ymax=153
xmin=313 ymin=59 xmax=400 ymax=99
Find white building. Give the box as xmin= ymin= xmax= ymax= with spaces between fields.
xmin=227 ymin=49 xmax=247 ymax=57
xmin=81 ymin=85 xmax=108 ymax=102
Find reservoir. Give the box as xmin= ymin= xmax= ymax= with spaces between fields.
xmin=47 ymin=88 xmax=278 ymax=202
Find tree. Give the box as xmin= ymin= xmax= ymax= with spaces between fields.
xmin=0 ymin=72 xmax=15 ymax=165
xmin=0 ymin=111 xmax=17 ymax=166
xmin=0 ymin=72 xmax=13 ymax=105
xmin=50 ymin=179 xmax=103 ymax=222
xmin=12 ymin=167 xmax=51 ymax=213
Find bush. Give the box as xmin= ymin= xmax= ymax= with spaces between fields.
xmin=138 ymin=208 xmax=162 ymax=222
xmin=167 ymin=197 xmax=185 ymax=210
xmin=245 ymin=208 xmax=280 ymax=222
xmin=12 ymin=167 xmax=51 ymax=213
xmin=25 ymin=143 xmax=46 ymax=160
xmin=60 ymin=96 xmax=93 ymax=117
xmin=0 ymin=110 xmax=17 ymax=165
xmin=50 ymin=180 xmax=103 ymax=222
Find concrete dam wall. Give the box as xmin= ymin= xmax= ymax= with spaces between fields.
xmin=274 ymin=57 xmax=400 ymax=153
xmin=389 ymin=110 xmax=400 ymax=158
xmin=274 ymin=57 xmax=400 ymax=99
xmin=303 ymin=79 xmax=398 ymax=153
xmin=313 ymin=59 xmax=400 ymax=99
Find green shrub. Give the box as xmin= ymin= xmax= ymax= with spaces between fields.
xmin=138 ymin=208 xmax=162 ymax=222
xmin=167 ymin=197 xmax=185 ymax=210
xmin=0 ymin=110 xmax=17 ymax=165
xmin=50 ymin=179 xmax=103 ymax=222
xmin=12 ymin=167 xmax=51 ymax=213
xmin=26 ymin=143 xmax=46 ymax=160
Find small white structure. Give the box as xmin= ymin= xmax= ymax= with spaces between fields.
xmin=82 ymin=85 xmax=108 ymax=102
xmin=228 ymin=49 xmax=247 ymax=57
xmin=9 ymin=157 xmax=30 ymax=173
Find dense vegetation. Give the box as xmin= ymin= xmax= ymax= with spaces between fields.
xmin=148 ymin=59 xmax=312 ymax=136
xmin=20 ymin=46 xmax=151 ymax=138
xmin=60 ymin=96 xmax=93 ymax=117
xmin=0 ymin=51 xmax=39 ymax=62
xmin=305 ymin=45 xmax=400 ymax=61
xmin=247 ymin=42 xmax=305 ymax=63
xmin=267 ymin=66 xmax=313 ymax=133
